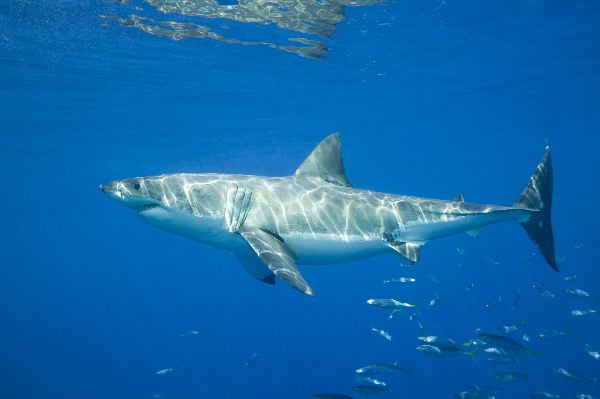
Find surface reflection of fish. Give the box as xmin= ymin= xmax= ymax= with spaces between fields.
xmin=106 ymin=0 xmax=385 ymax=59
xmin=576 ymin=395 xmax=599 ymax=399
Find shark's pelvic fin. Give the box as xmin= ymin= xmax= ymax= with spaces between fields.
xmin=514 ymin=145 xmax=557 ymax=270
xmin=239 ymin=226 xmax=314 ymax=296
xmin=294 ymin=132 xmax=352 ymax=187
xmin=382 ymin=233 xmax=422 ymax=264
xmin=234 ymin=252 xmax=276 ymax=285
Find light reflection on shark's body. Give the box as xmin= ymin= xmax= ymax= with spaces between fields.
xmin=101 ymin=133 xmax=556 ymax=296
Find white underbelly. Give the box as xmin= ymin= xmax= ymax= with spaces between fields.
xmin=283 ymin=232 xmax=388 ymax=265
xmin=137 ymin=207 xmax=246 ymax=251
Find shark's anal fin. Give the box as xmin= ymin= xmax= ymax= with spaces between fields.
xmin=234 ymin=252 xmax=276 ymax=285
xmin=239 ymin=226 xmax=314 ymax=296
xmin=294 ymin=133 xmax=352 ymax=187
xmin=382 ymin=233 xmax=422 ymax=264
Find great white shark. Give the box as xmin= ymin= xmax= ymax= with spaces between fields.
xmin=101 ymin=133 xmax=556 ymax=296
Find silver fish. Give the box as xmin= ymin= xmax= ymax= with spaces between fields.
xmin=356 ymin=377 xmax=388 ymax=388
xmin=371 ymin=327 xmax=392 ymax=341
xmin=532 ymin=393 xmax=560 ymax=399
xmin=494 ymin=371 xmax=528 ymax=382
xmin=554 ymin=367 xmax=597 ymax=383
xmin=584 ymin=343 xmax=600 ymax=360
xmin=382 ymin=277 xmax=415 ymax=284
xmin=564 ymin=288 xmax=591 ymax=298
xmin=571 ymin=309 xmax=598 ymax=317
xmin=367 ymin=298 xmax=416 ymax=309
xmin=485 ymin=296 xmax=502 ymax=308
xmin=155 ymin=368 xmax=175 ymax=375
xmin=352 ymin=384 xmax=389 ymax=393
xmin=416 ymin=344 xmax=476 ymax=358
xmin=538 ymin=330 xmax=568 ymax=340
xmin=355 ymin=362 xmax=411 ymax=375
xmin=180 ymin=330 xmax=200 ymax=337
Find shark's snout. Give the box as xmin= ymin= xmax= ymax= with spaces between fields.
xmin=100 ymin=178 xmax=162 ymax=211
xmin=100 ymin=180 xmax=127 ymax=202
xmin=100 ymin=181 xmax=115 ymax=193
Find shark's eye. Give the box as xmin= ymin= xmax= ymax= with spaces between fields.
xmin=133 ymin=183 xmax=141 ymax=190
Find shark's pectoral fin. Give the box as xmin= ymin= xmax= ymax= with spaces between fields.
xmin=383 ymin=233 xmax=422 ymax=264
xmin=234 ymin=251 xmax=276 ymax=285
xmin=239 ymin=226 xmax=314 ymax=296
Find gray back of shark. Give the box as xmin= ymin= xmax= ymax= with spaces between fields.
xmin=101 ymin=133 xmax=556 ymax=296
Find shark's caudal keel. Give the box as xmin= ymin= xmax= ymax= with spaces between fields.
xmin=101 ymin=133 xmax=557 ymax=296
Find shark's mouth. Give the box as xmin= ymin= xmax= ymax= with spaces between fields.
xmin=136 ymin=204 xmax=161 ymax=212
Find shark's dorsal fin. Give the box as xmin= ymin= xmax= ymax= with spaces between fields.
xmin=239 ymin=226 xmax=314 ymax=296
xmin=294 ymin=133 xmax=352 ymax=187
xmin=453 ymin=193 xmax=465 ymax=202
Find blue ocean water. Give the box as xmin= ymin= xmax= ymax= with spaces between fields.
xmin=2 ymin=1 xmax=600 ymax=398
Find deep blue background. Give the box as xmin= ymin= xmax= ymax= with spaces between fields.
xmin=1 ymin=1 xmax=599 ymax=398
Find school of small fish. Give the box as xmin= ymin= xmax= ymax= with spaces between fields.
xmin=312 ymin=243 xmax=598 ymax=398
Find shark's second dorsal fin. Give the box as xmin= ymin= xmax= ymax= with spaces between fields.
xmin=294 ymin=133 xmax=352 ymax=187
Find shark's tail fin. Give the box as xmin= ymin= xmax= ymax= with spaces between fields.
xmin=513 ymin=145 xmax=558 ymax=271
